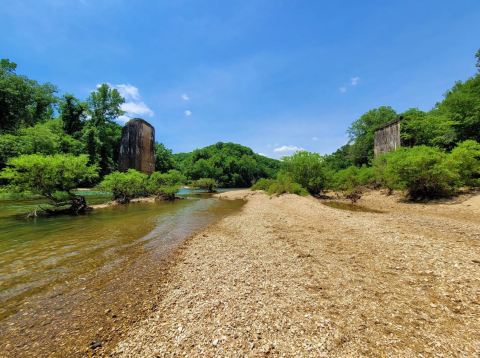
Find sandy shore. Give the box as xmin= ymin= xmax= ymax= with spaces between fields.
xmin=111 ymin=189 xmax=480 ymax=357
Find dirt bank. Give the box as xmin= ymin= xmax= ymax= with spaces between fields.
xmin=112 ymin=190 xmax=480 ymax=357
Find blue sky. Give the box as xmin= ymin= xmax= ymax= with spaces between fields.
xmin=1 ymin=0 xmax=479 ymax=157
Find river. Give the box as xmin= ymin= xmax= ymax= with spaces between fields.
xmin=0 ymin=189 xmax=243 ymax=356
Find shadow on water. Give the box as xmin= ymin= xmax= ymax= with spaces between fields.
xmin=321 ymin=200 xmax=384 ymax=213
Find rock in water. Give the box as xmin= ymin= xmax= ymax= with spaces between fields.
xmin=119 ymin=118 xmax=155 ymax=174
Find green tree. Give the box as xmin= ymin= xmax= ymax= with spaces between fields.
xmin=0 ymin=154 xmax=98 ymax=213
xmin=324 ymin=144 xmax=353 ymax=172
xmin=99 ymin=169 xmax=148 ymax=203
xmin=86 ymin=84 xmax=125 ymax=175
xmin=438 ymin=74 xmax=480 ymax=143
xmin=282 ymin=151 xmax=328 ymax=195
xmin=147 ymin=169 xmax=185 ymax=200
xmin=400 ymin=108 xmax=456 ymax=149
xmin=448 ymin=140 xmax=480 ymax=187
xmin=175 ymin=142 xmax=280 ymax=187
xmin=155 ymin=143 xmax=175 ymax=172
xmin=192 ymin=178 xmax=218 ymax=192
xmin=0 ymin=59 xmax=57 ymax=132
xmin=0 ymin=120 xmax=83 ymax=168
xmin=60 ymin=94 xmax=86 ymax=136
xmin=373 ymin=146 xmax=459 ymax=199
xmin=348 ymin=106 xmax=398 ymax=165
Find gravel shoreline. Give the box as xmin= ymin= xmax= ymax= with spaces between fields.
xmin=112 ymin=190 xmax=480 ymax=357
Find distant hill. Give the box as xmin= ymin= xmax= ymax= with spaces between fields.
xmin=173 ymin=142 xmax=280 ymax=187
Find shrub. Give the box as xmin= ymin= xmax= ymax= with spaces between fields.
xmin=282 ymin=151 xmax=329 ymax=195
xmin=267 ymin=173 xmax=309 ymax=196
xmin=374 ymin=146 xmax=459 ymax=199
xmin=0 ymin=154 xmax=98 ymax=213
xmin=154 ymin=185 xmax=180 ymax=200
xmin=148 ymin=170 xmax=185 ymax=188
xmin=192 ymin=178 xmax=218 ymax=192
xmin=147 ymin=170 xmax=186 ymax=200
xmin=99 ymin=169 xmax=148 ymax=203
xmin=448 ymin=140 xmax=480 ymax=187
xmin=251 ymin=174 xmax=308 ymax=196
xmin=330 ymin=165 xmax=375 ymax=203
xmin=251 ymin=178 xmax=275 ymax=191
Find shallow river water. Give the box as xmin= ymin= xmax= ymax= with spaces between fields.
xmin=0 ymin=190 xmax=243 ymax=322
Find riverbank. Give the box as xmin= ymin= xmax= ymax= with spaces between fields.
xmin=112 ymin=189 xmax=480 ymax=357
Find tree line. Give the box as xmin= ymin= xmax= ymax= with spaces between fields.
xmin=0 ymin=59 xmax=282 ymax=212
xmin=254 ymin=50 xmax=480 ymax=200
xmin=1 ymin=49 xmax=479 ymax=213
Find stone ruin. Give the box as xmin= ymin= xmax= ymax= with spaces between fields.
xmin=374 ymin=118 xmax=402 ymax=157
xmin=118 ymin=118 xmax=155 ymax=174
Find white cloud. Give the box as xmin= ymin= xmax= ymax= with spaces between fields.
xmin=116 ymin=84 xmax=140 ymax=100
xmin=181 ymin=93 xmax=190 ymax=101
xmin=312 ymin=136 xmax=318 ymax=141
xmin=121 ymin=101 xmax=154 ymax=117
xmin=96 ymin=83 xmax=154 ymax=122
xmin=184 ymin=110 xmax=192 ymax=117
xmin=351 ymin=76 xmax=360 ymax=86
xmin=273 ymin=145 xmax=304 ymax=153
xmin=339 ymin=86 xmax=347 ymax=93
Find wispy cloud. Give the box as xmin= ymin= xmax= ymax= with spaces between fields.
xmin=338 ymin=76 xmax=360 ymax=94
xmin=184 ymin=110 xmax=192 ymax=117
xmin=273 ymin=145 xmax=304 ymax=153
xmin=312 ymin=136 xmax=318 ymax=141
xmin=350 ymin=76 xmax=360 ymax=86
xmin=97 ymin=83 xmax=154 ymax=123
xmin=181 ymin=93 xmax=190 ymax=101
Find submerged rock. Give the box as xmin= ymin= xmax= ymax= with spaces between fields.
xmin=118 ymin=118 xmax=155 ymax=174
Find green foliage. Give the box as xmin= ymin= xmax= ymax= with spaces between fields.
xmin=174 ymin=142 xmax=280 ymax=187
xmin=251 ymin=174 xmax=308 ymax=196
xmin=99 ymin=169 xmax=148 ymax=203
xmin=0 ymin=154 xmax=98 ymax=212
xmin=373 ymin=146 xmax=459 ymax=199
xmin=330 ymin=165 xmax=375 ymax=203
xmin=0 ymin=120 xmax=83 ymax=168
xmin=439 ymin=74 xmax=480 ymax=143
xmin=147 ymin=170 xmax=185 ymax=199
xmin=282 ymin=151 xmax=328 ymax=195
xmin=0 ymin=134 xmax=21 ymax=169
xmin=400 ymin=108 xmax=456 ymax=149
xmin=87 ymin=84 xmax=125 ymax=126
xmin=448 ymin=140 xmax=480 ymax=187
xmin=149 ymin=169 xmax=186 ymax=187
xmin=154 ymin=185 xmax=179 ymax=200
xmin=251 ymin=178 xmax=276 ymax=191
xmin=192 ymin=178 xmax=218 ymax=193
xmin=0 ymin=59 xmax=57 ymax=133
xmin=324 ymin=144 xmax=353 ymax=172
xmin=155 ymin=143 xmax=175 ymax=172
xmin=332 ymin=165 xmax=374 ymax=192
xmin=60 ymin=94 xmax=86 ymax=136
xmin=348 ymin=106 xmax=398 ymax=165
xmin=85 ymin=84 xmax=124 ymax=176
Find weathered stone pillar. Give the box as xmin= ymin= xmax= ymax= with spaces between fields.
xmin=119 ymin=118 xmax=155 ymax=174
xmin=374 ymin=118 xmax=402 ymax=157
